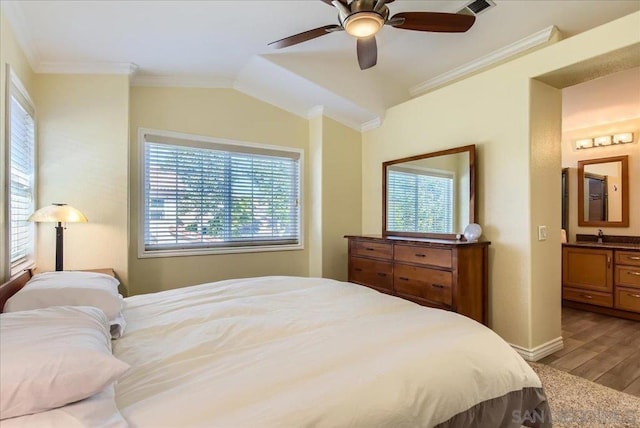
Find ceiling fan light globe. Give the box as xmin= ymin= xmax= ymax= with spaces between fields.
xmin=344 ymin=12 xmax=384 ymax=38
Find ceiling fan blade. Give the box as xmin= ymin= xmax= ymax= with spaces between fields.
xmin=357 ymin=36 xmax=377 ymax=70
xmin=389 ymin=12 xmax=476 ymax=33
xmin=268 ymin=25 xmax=343 ymax=49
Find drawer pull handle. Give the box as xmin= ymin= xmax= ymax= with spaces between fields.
xmin=629 ymin=293 xmax=640 ymax=298
xmin=377 ymin=272 xmax=386 ymax=277
xmin=399 ymin=277 xmax=409 ymax=281
xmin=415 ymin=254 xmax=426 ymax=258
xmin=627 ymin=256 xmax=640 ymax=261
xmin=354 ymin=268 xmax=362 ymax=272
xmin=365 ymin=247 xmax=376 ymax=251
xmin=581 ymin=294 xmax=593 ymax=300
xmin=431 ymin=283 xmax=445 ymax=289
xmin=607 ymin=256 xmax=611 ymax=269
xmin=627 ymin=271 xmax=640 ymax=276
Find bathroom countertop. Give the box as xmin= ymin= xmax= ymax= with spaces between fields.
xmin=564 ymin=241 xmax=640 ymax=250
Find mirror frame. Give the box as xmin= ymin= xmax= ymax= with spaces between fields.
xmin=577 ymin=155 xmax=629 ymax=227
xmin=382 ymin=144 xmax=476 ymax=239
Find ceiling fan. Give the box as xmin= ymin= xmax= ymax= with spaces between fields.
xmin=268 ymin=0 xmax=476 ymax=70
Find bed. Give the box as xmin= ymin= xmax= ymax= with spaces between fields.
xmin=0 ymin=270 xmax=551 ymax=427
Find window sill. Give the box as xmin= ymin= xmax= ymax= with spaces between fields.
xmin=138 ymin=243 xmax=304 ymax=259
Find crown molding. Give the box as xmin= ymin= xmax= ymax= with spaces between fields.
xmin=410 ymin=25 xmax=560 ymax=97
xmin=322 ymin=109 xmax=366 ymax=132
xmin=131 ymin=74 xmax=234 ymax=88
xmin=36 ymin=61 xmax=138 ymax=75
xmin=361 ymin=117 xmax=382 ymax=132
xmin=306 ymin=105 xmax=325 ymax=119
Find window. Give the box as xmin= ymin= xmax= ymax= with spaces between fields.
xmin=139 ymin=129 xmax=302 ymax=257
xmin=6 ymin=72 xmax=36 ymax=274
xmin=387 ymin=167 xmax=454 ymax=234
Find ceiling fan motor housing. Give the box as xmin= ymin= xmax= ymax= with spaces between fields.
xmin=338 ymin=0 xmax=390 ymax=38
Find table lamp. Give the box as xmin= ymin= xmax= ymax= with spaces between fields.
xmin=28 ymin=203 xmax=88 ymax=271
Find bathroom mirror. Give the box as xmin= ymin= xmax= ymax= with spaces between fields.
xmin=578 ymin=155 xmax=629 ymax=227
xmin=383 ymin=144 xmax=475 ymax=239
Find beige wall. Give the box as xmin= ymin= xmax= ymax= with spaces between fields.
xmin=320 ymin=116 xmax=362 ymax=281
xmin=0 ymin=11 xmax=35 ymax=280
xmin=33 ymin=74 xmax=130 ymax=285
xmin=128 ymin=87 xmax=311 ymax=295
xmin=529 ymin=79 xmax=562 ymax=347
xmin=362 ymin=12 xmax=639 ymax=351
xmin=129 ymin=88 xmax=362 ymax=294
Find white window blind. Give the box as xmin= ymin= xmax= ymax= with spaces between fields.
xmin=141 ymin=132 xmax=301 ymax=255
xmin=8 ymin=85 xmax=36 ymax=272
xmin=387 ymin=167 xmax=454 ymax=234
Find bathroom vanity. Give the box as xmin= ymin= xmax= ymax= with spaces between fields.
xmin=562 ymin=241 xmax=640 ymax=320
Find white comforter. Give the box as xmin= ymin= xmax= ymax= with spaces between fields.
xmin=113 ymin=276 xmax=541 ymax=428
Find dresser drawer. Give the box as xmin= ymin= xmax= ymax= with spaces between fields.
xmin=394 ymin=244 xmax=452 ymax=269
xmin=351 ymin=240 xmax=393 ymax=260
xmin=563 ymin=287 xmax=613 ymax=308
xmin=615 ymin=266 xmax=640 ymax=289
xmin=349 ymin=257 xmax=393 ymax=291
xmin=615 ymin=287 xmax=640 ymax=313
xmin=394 ymin=264 xmax=452 ymax=306
xmin=616 ymin=251 xmax=640 ymax=267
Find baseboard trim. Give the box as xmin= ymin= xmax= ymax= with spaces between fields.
xmin=510 ymin=337 xmax=564 ymax=362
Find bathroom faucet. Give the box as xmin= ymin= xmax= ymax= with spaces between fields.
xmin=597 ymin=229 xmax=604 ymax=244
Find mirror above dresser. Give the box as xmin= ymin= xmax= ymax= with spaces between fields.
xmin=383 ymin=144 xmax=475 ymax=240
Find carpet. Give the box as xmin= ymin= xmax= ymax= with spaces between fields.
xmin=530 ymin=362 xmax=640 ymax=427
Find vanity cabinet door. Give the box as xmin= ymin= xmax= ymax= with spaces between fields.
xmin=562 ymin=246 xmax=613 ymax=292
xmin=615 ymin=288 xmax=640 ymax=313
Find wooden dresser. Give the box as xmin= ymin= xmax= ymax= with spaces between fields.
xmin=345 ymin=235 xmax=490 ymax=325
xmin=562 ymin=243 xmax=640 ymax=320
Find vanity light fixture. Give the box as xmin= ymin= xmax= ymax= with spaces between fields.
xmin=593 ymin=135 xmax=612 ymax=147
xmin=613 ymin=132 xmax=634 ymax=144
xmin=575 ymin=132 xmax=635 ymax=150
xmin=575 ymin=138 xmax=593 ymax=150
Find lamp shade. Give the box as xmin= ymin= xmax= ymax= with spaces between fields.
xmin=28 ymin=203 xmax=88 ymax=223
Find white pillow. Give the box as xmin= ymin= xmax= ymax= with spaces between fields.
xmin=4 ymin=271 xmax=123 ymax=320
xmin=0 ymin=306 xmax=130 ymax=420
xmin=0 ymin=383 xmax=127 ymax=428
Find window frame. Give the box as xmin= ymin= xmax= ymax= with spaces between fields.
xmin=137 ymin=128 xmax=304 ymax=259
xmin=4 ymin=66 xmax=37 ymax=277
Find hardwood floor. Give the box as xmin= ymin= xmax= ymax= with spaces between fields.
xmin=539 ymin=307 xmax=640 ymax=397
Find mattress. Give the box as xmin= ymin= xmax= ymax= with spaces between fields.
xmin=113 ymin=276 xmax=550 ymax=427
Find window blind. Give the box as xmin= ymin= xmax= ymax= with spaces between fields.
xmin=143 ymin=136 xmax=301 ymax=253
xmin=9 ymin=93 xmax=35 ymax=270
xmin=387 ymin=168 xmax=454 ymax=234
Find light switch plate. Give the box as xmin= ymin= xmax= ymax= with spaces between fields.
xmin=538 ymin=225 xmax=547 ymax=241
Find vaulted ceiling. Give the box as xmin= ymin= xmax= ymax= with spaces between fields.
xmin=4 ymin=0 xmax=639 ymax=130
